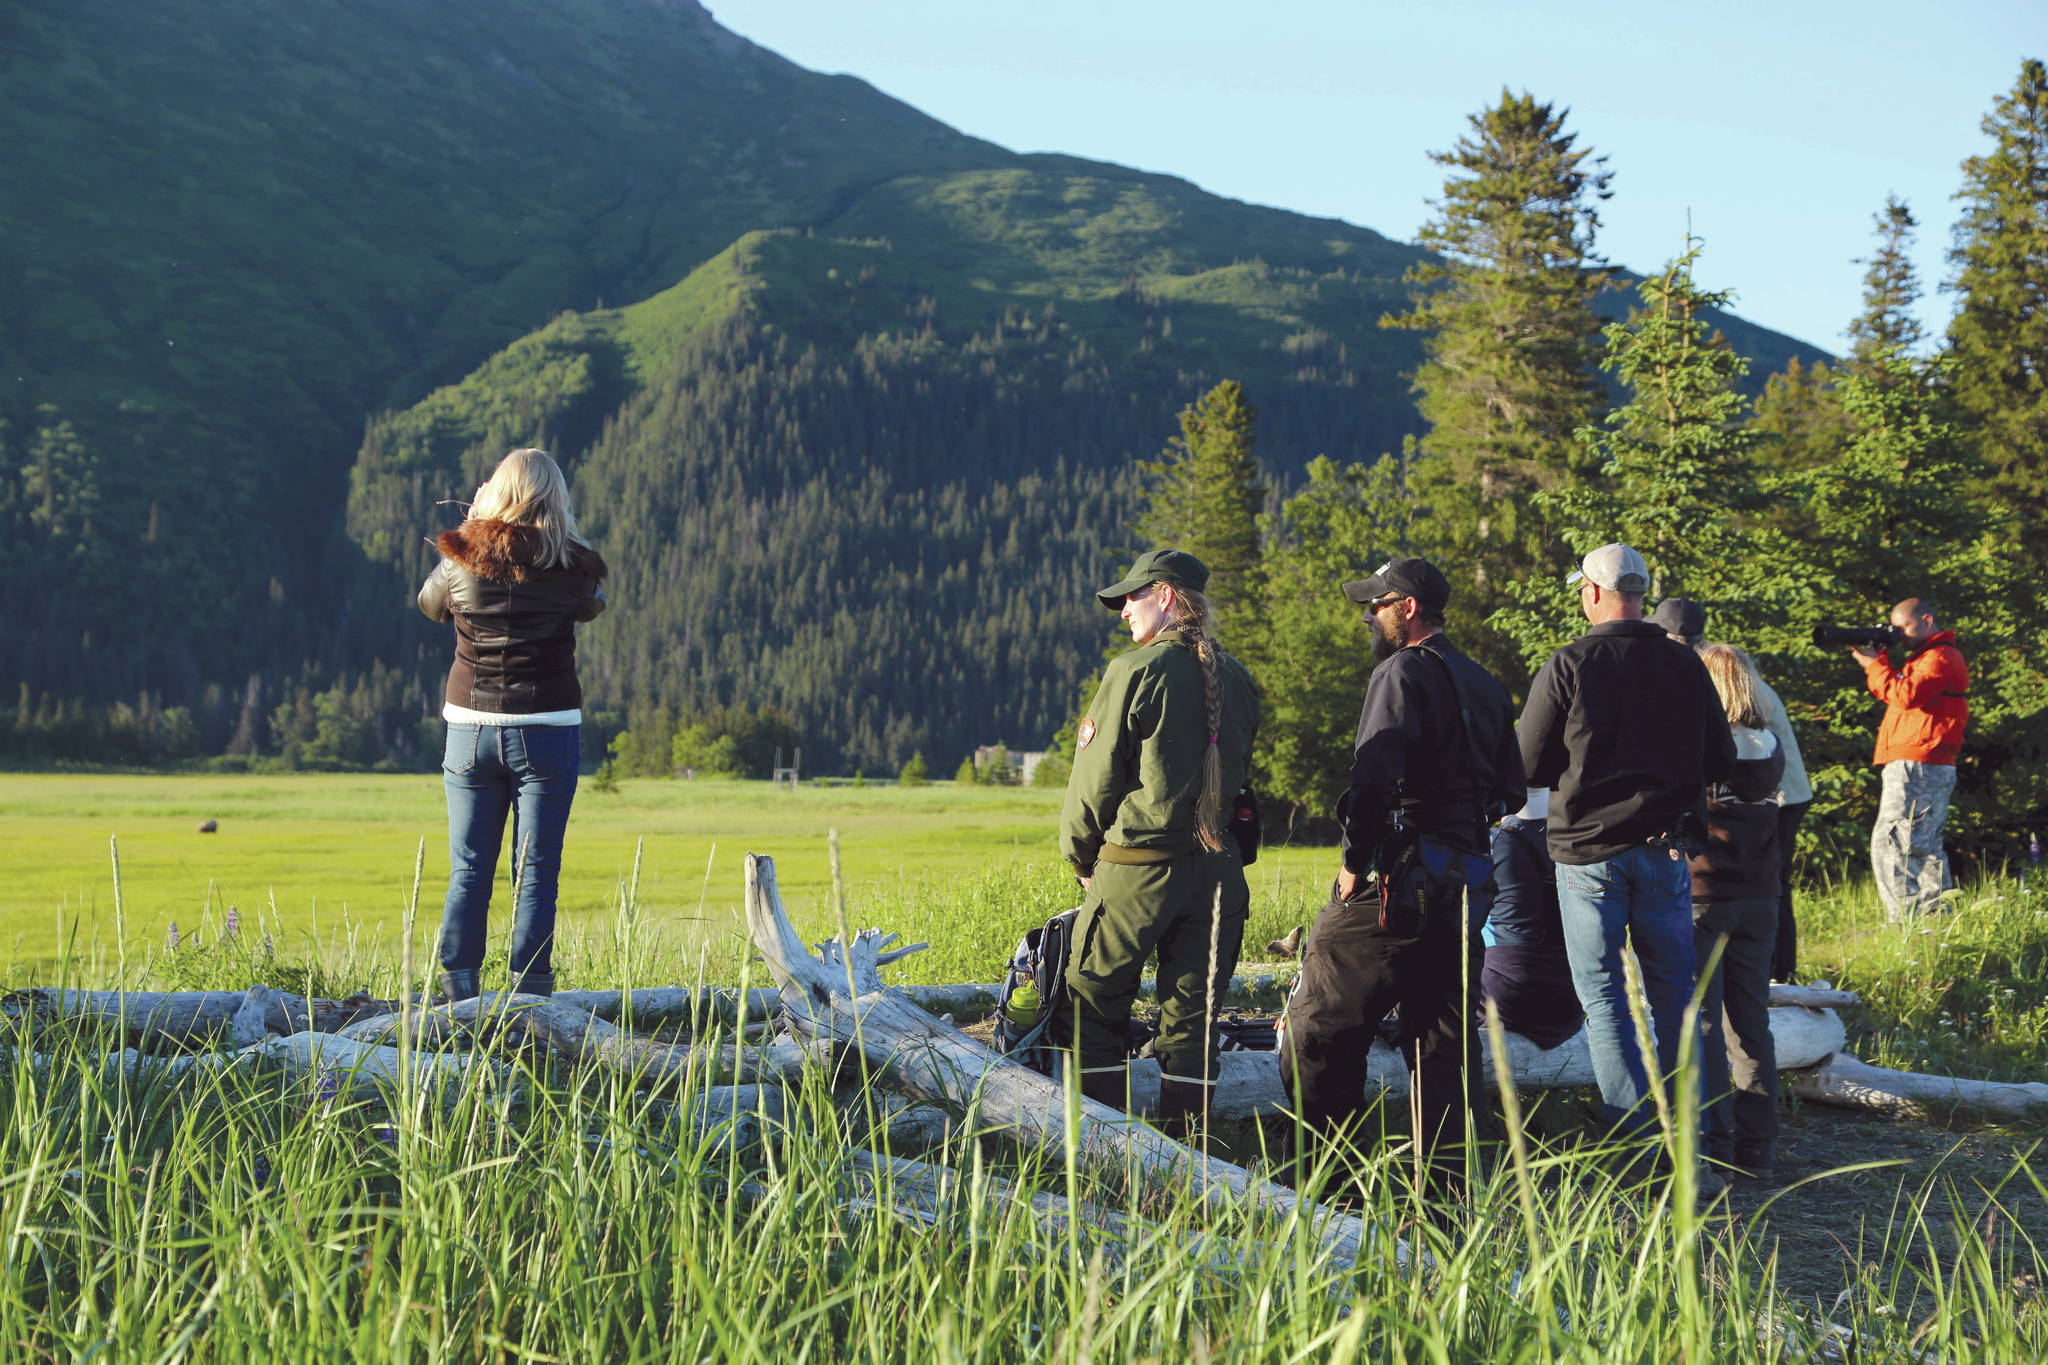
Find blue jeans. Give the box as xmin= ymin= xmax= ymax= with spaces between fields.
xmin=1555 ymin=846 xmax=1702 ymax=1138
xmin=439 ymin=722 xmax=579 ymax=976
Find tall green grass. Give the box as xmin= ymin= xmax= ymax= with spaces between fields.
xmin=7 ymin=829 xmax=2048 ymax=1357
xmin=7 ymin=940 xmax=2045 ymax=1359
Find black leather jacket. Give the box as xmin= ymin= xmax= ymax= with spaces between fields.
xmin=417 ymin=519 xmax=608 ymax=715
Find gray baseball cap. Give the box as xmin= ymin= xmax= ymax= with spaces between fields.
xmin=1567 ymin=543 xmax=1650 ymax=594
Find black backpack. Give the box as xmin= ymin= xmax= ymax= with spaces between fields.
xmin=993 ymin=908 xmax=1078 ymax=1075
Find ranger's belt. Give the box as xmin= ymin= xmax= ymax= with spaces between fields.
xmin=1096 ymin=841 xmax=1198 ymax=866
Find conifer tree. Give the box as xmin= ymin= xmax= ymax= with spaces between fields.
xmin=1750 ymin=356 xmax=1849 ymax=470
xmin=1947 ymin=59 xmax=2048 ymax=558
xmin=1133 ymin=379 xmax=1265 ymax=627
xmin=1774 ymin=352 xmax=2047 ymax=859
xmin=1848 ymin=196 xmax=1926 ymax=372
xmin=1252 ymin=455 xmax=1413 ymax=817
xmin=1493 ymin=237 xmax=1762 ymax=667
xmin=1385 ymin=91 xmax=1612 ymax=677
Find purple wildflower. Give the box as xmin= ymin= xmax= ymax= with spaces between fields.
xmin=165 ymin=920 xmax=180 ymax=950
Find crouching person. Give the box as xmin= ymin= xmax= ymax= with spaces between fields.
xmin=1280 ymin=558 xmax=1524 ymax=1201
xmin=1479 ymin=789 xmax=1585 ymax=1051
xmin=1052 ymin=550 xmax=1261 ymax=1135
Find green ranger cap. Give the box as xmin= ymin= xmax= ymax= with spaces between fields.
xmin=1095 ymin=548 xmax=1210 ymax=610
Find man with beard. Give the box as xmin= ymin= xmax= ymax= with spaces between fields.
xmin=1279 ymin=557 xmax=1524 ymax=1201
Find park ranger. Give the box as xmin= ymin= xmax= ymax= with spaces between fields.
xmin=1054 ymin=549 xmax=1261 ymax=1133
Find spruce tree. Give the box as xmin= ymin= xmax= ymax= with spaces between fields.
xmin=1252 ymin=455 xmax=1414 ymax=817
xmin=1848 ymin=196 xmax=1925 ymax=372
xmin=1751 ymin=356 xmax=1850 ymax=471
xmin=1384 ymin=91 xmax=1612 ymax=679
xmin=1493 ymin=236 xmax=1764 ymax=667
xmin=1775 ymin=352 xmax=2046 ymax=860
xmin=1133 ymin=379 xmax=1265 ymax=626
xmin=1947 ymin=59 xmax=2048 ymax=558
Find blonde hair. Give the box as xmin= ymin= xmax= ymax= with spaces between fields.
xmin=1145 ymin=581 xmax=1229 ymax=854
xmin=469 ymin=448 xmax=589 ymax=570
xmin=1697 ymin=643 xmax=1767 ymax=729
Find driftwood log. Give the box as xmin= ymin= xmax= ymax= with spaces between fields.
xmin=742 ymin=851 xmax=1411 ymax=1269
xmin=1 ymin=985 xmax=398 ymax=1047
xmin=1111 ymin=1001 xmax=1845 ymax=1119
xmin=1789 ymin=1052 xmax=2048 ymax=1122
xmin=247 ymin=1030 xmax=499 ymax=1099
xmin=843 ymin=1148 xmax=1360 ymax=1285
xmin=341 ymin=992 xmax=822 ymax=1086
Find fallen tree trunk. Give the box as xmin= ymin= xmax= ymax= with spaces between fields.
xmin=847 ymin=1148 xmax=1369 ymax=1287
xmin=1114 ymin=1001 xmax=1843 ymax=1119
xmin=1767 ymin=985 xmax=1861 ymax=1009
xmin=244 ymin=1030 xmax=500 ymax=1099
xmin=343 ymin=992 xmax=823 ymax=1086
xmin=742 ymin=852 xmax=1410 ymax=1270
xmin=1 ymin=987 xmax=397 ymax=1047
xmin=818 ymin=976 xmax=1853 ymax=1026
xmin=553 ymin=987 xmax=780 ymax=1028
xmin=1788 ymin=1052 xmax=2048 ymax=1122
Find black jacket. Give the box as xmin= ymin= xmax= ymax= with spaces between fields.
xmin=1338 ymin=634 xmax=1527 ymax=871
xmin=1689 ymin=725 xmax=1786 ymax=903
xmin=417 ymin=519 xmax=608 ymax=715
xmin=1517 ymin=619 xmax=1738 ymax=866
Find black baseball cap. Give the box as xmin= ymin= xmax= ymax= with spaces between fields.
xmin=1342 ymin=557 xmax=1451 ymax=611
xmin=1096 ymin=548 xmax=1211 ymax=609
xmin=1648 ymin=597 xmax=1706 ymax=642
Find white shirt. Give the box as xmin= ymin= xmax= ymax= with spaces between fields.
xmin=442 ymin=704 xmax=581 ymax=727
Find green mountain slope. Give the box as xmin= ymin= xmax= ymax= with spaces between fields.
xmin=344 ymin=171 xmax=1826 ymax=772
xmin=1 ymin=0 xmax=1828 ymax=769
xmin=0 ymin=0 xmax=1017 ymax=703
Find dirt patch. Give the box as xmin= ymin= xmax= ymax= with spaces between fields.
xmin=1705 ymin=1104 xmax=2048 ymax=1303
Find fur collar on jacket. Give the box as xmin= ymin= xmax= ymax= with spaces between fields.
xmin=436 ymin=519 xmax=608 ymax=584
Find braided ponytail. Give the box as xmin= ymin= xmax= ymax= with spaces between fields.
xmin=1163 ymin=586 xmax=1227 ymax=853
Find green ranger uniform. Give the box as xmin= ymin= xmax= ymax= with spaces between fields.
xmin=1055 ymin=550 xmax=1261 ymax=1121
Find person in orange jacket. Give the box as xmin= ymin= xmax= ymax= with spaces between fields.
xmin=1849 ymin=598 xmax=1968 ymax=920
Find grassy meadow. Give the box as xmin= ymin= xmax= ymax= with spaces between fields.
xmin=6 ymin=772 xmax=2048 ymax=1358
xmin=0 ymin=773 xmax=1342 ymax=990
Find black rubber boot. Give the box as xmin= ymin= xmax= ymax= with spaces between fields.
xmin=440 ymin=968 xmax=480 ymax=1003
xmin=509 ymin=970 xmax=555 ymax=998
xmin=1155 ymin=1075 xmax=1214 ymax=1150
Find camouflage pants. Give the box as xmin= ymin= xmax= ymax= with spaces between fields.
xmin=1871 ymin=760 xmax=1957 ymax=920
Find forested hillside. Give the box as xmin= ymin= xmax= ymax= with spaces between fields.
xmin=340 ymin=184 xmax=1820 ymax=774
xmin=0 ymin=0 xmax=1014 ymax=712
xmin=2 ymin=0 xmax=1829 ymax=775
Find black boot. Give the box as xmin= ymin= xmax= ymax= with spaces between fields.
xmin=509 ymin=970 xmax=555 ymax=998
xmin=1155 ymin=1075 xmax=1215 ymax=1149
xmin=440 ymin=968 xmax=480 ymax=1002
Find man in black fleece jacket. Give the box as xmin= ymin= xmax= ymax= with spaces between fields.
xmin=1517 ymin=544 xmax=1737 ymax=1153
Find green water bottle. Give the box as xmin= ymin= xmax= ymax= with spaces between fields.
xmin=1006 ymin=980 xmax=1042 ymax=1028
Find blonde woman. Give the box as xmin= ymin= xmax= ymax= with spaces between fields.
xmin=418 ymin=448 xmax=608 ymax=1000
xmin=1689 ymin=643 xmax=1787 ymax=1180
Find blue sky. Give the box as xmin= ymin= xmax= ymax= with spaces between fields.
xmin=711 ymin=0 xmax=2040 ymax=355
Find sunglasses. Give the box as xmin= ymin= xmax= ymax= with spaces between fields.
xmin=1368 ymin=593 xmax=1409 ymax=612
